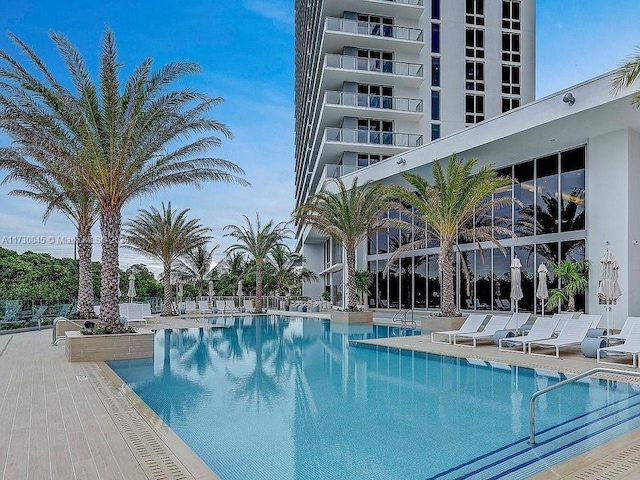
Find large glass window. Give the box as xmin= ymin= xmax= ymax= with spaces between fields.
xmin=493 ymin=249 xmax=511 ymax=311
xmin=560 ymin=146 xmax=586 ymax=231
xmin=388 ymin=209 xmax=400 ymax=252
xmin=562 ymin=240 xmax=586 ymax=312
xmin=514 ymin=246 xmax=535 ymax=312
xmin=432 ymin=0 xmax=440 ymax=20
xmin=331 ymin=238 xmax=343 ymax=264
xmin=414 ymin=256 xmax=427 ymax=308
xmin=431 ymin=124 xmax=441 ymax=141
xmin=377 ymin=260 xmax=388 ymax=308
xmin=494 ymin=166 xmax=513 ymax=239
xmin=431 ymin=91 xmax=440 ymax=120
xmin=428 ymin=255 xmax=441 ymax=309
xmin=514 ymin=160 xmax=535 ymax=237
xmin=475 ymin=250 xmax=492 ymax=310
xmin=431 ymin=57 xmax=440 ymax=87
xmin=401 ymin=257 xmax=413 ymax=309
xmin=431 ymin=24 xmax=440 ymax=53
xmin=388 ymin=260 xmax=400 ymax=308
xmin=331 ymin=269 xmax=343 ymax=307
xmin=461 ymin=251 xmax=475 ymax=309
xmin=536 ymin=154 xmax=559 ymax=235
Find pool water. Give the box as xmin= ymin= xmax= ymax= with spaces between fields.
xmin=109 ymin=316 xmax=640 ymax=480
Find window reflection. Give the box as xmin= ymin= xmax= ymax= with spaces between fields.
xmin=475 ymin=250 xmax=492 ymax=309
xmin=461 ymin=251 xmax=475 ymax=309
xmin=514 ymin=246 xmax=534 ymax=312
xmin=536 ymin=154 xmax=559 ymax=235
xmin=401 ymin=257 xmax=413 ymax=309
xmin=428 ymin=254 xmax=440 ymax=309
xmin=561 ymin=147 xmax=585 ymax=232
xmin=388 ymin=260 xmax=400 ymax=308
xmin=369 ymin=261 xmax=379 ymax=308
xmin=493 ymin=249 xmax=511 ymax=311
xmin=414 ymin=256 xmax=427 ymax=308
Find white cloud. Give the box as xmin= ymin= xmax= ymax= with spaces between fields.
xmin=242 ymin=0 xmax=293 ymax=26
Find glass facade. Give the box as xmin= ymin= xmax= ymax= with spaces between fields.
xmin=367 ymin=146 xmax=587 ymax=313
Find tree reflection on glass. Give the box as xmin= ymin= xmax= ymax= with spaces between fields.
xmin=516 ymin=188 xmax=585 ymax=239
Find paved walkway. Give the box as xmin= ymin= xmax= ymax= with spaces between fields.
xmin=0 ymin=319 xmax=218 ymax=480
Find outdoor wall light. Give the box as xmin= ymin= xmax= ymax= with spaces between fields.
xmin=562 ymin=93 xmax=575 ymax=106
xmin=396 ymin=157 xmax=406 ymax=165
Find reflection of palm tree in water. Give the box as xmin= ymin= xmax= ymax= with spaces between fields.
xmin=181 ymin=328 xmax=216 ymax=375
xmin=516 ymin=188 xmax=585 ymax=261
xmin=137 ymin=329 xmax=208 ymax=424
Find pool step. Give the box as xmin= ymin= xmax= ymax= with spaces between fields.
xmin=426 ymin=394 xmax=640 ymax=480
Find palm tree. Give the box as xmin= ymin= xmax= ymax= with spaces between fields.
xmin=266 ymin=244 xmax=318 ymax=296
xmin=174 ymin=244 xmax=218 ymax=296
xmin=0 ymin=157 xmax=99 ymax=316
xmin=215 ymin=252 xmax=248 ymax=295
xmin=293 ymin=177 xmax=388 ymax=311
xmin=225 ymin=214 xmax=290 ymax=313
xmin=122 ymin=203 xmax=212 ymax=315
xmin=0 ymin=30 xmax=248 ymax=323
xmin=612 ymin=47 xmax=640 ymax=108
xmin=547 ymin=259 xmax=590 ymax=312
xmin=385 ymin=156 xmax=514 ymax=316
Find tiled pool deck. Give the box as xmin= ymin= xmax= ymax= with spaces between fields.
xmin=0 ymin=312 xmax=639 ymax=479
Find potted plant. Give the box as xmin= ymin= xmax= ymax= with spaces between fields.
xmin=547 ymin=259 xmax=590 ymax=312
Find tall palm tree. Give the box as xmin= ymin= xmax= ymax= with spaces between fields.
xmin=293 ymin=177 xmax=388 ymax=311
xmin=266 ymin=244 xmax=318 ymax=296
xmin=0 ymin=30 xmax=248 ymax=323
xmin=0 ymin=157 xmax=99 ymax=316
xmin=122 ymin=203 xmax=212 ymax=315
xmin=224 ymin=214 xmax=290 ymax=313
xmin=385 ymin=156 xmax=514 ymax=316
xmin=612 ymin=47 xmax=640 ymax=108
xmin=174 ymin=244 xmax=218 ymax=296
xmin=215 ymin=252 xmax=248 ymax=295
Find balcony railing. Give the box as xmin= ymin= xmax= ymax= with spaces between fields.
xmin=325 ymin=128 xmax=423 ymax=147
xmin=322 ymin=163 xmax=360 ymax=181
xmin=325 ymin=91 xmax=423 ymax=112
xmin=325 ymin=54 xmax=423 ymax=77
xmin=385 ymin=0 xmax=423 ymax=4
xmin=326 ymin=18 xmax=423 ymax=42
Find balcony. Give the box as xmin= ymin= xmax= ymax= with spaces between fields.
xmin=323 ymin=0 xmax=424 ymax=21
xmin=325 ymin=127 xmax=423 ymax=149
xmin=322 ymin=91 xmax=423 ymax=125
xmin=323 ymin=18 xmax=424 ymax=54
xmin=322 ymin=54 xmax=424 ymax=90
xmin=318 ymin=163 xmax=361 ymax=187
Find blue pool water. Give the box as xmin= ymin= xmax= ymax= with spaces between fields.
xmin=109 ymin=316 xmax=640 ymax=480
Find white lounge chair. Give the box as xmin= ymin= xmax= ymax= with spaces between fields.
xmin=215 ymin=300 xmax=226 ymax=313
xmin=243 ymin=299 xmax=255 ymax=313
xmin=504 ymin=312 xmax=531 ymax=332
xmin=499 ymin=316 xmax=560 ymax=353
xmin=185 ymin=300 xmax=197 ymax=313
xmin=597 ymin=325 xmax=640 ymax=367
xmin=552 ymin=313 xmax=575 ymax=334
xmin=528 ymin=315 xmax=593 ymax=357
xmin=453 ymin=315 xmax=511 ymax=347
xmin=225 ymin=300 xmax=240 ymax=313
xmin=431 ymin=314 xmax=488 ymax=344
xmin=123 ymin=303 xmax=151 ymax=326
xmin=197 ymin=300 xmax=211 ymax=314
xmin=608 ymin=317 xmax=640 ymax=344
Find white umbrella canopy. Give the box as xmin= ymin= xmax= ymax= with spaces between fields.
xmin=127 ymin=273 xmax=136 ymax=303
xmin=510 ymin=257 xmax=523 ymax=313
xmin=536 ymin=263 xmax=549 ymax=316
xmin=597 ymin=250 xmax=622 ymax=334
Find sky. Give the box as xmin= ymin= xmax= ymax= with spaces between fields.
xmin=0 ymin=0 xmax=638 ymax=274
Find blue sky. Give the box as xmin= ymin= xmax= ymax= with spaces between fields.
xmin=0 ymin=0 xmax=638 ymax=272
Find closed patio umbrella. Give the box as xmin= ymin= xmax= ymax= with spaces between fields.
xmin=117 ymin=274 xmax=122 ymax=298
xmin=127 ymin=273 xmax=136 ymax=303
xmin=597 ymin=249 xmax=622 ymax=335
xmin=178 ymin=281 xmax=184 ymax=301
xmin=510 ymin=257 xmax=523 ymax=313
xmin=536 ymin=263 xmax=549 ymax=316
xmin=208 ymin=280 xmax=215 ymax=299
xmin=237 ymin=280 xmax=243 ymax=297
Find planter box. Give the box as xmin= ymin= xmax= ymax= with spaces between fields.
xmin=65 ymin=329 xmax=154 ymax=362
xmin=420 ymin=315 xmax=465 ymax=333
xmin=330 ymin=311 xmax=373 ymax=324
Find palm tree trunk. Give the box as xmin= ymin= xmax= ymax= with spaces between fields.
xmin=439 ymin=241 xmax=456 ymax=316
xmin=76 ymin=231 xmax=94 ymax=316
xmin=99 ymin=207 xmax=121 ymax=324
xmin=568 ymin=294 xmax=575 ymax=312
xmin=346 ymin=245 xmax=357 ymax=311
xmin=163 ymin=263 xmax=174 ymax=315
xmin=256 ymin=260 xmax=263 ymax=313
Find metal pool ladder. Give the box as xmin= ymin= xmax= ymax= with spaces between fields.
xmin=52 ymin=317 xmax=83 ymax=345
xmin=392 ymin=309 xmax=416 ymax=329
xmin=529 ymin=367 xmax=640 ymax=444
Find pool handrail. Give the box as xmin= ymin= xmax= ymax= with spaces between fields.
xmin=529 ymin=367 xmax=640 ymax=444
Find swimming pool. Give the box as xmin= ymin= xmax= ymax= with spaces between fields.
xmin=109 ymin=316 xmax=640 ymax=479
